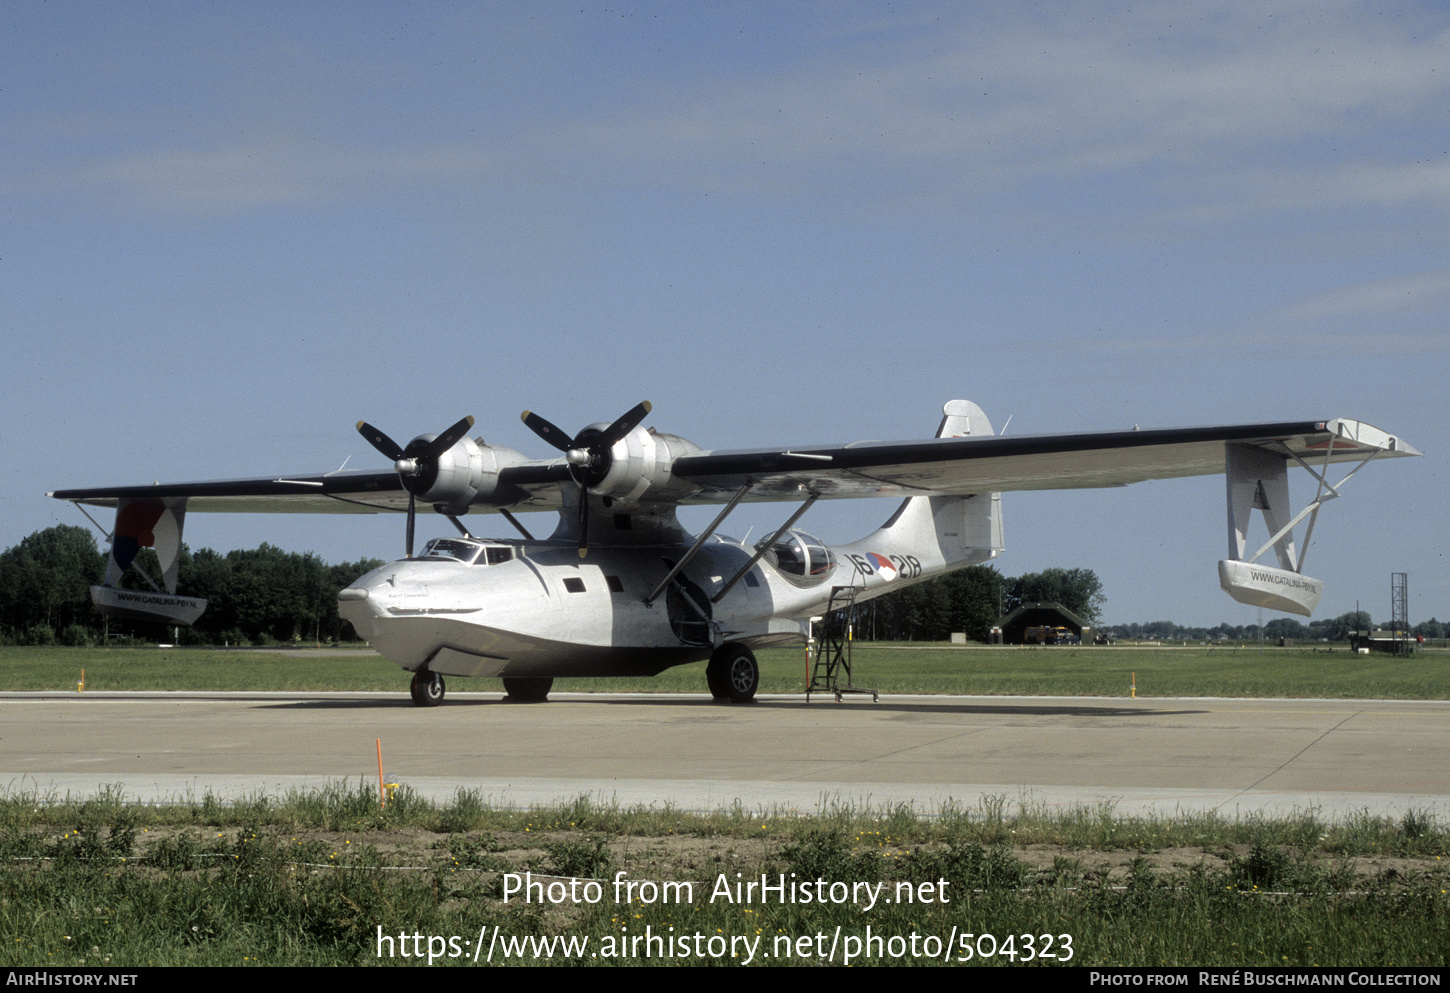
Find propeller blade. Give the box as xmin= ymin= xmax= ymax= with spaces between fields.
xmin=577 ymin=487 xmax=589 ymax=558
xmin=518 ymin=400 xmax=653 ymax=558
xmin=357 ymin=421 xmax=405 ymax=462
xmin=405 ymin=491 xmax=416 ymax=558
xmin=357 ymin=415 xmax=473 ymax=558
xmin=422 ymin=415 xmax=476 ymax=460
xmin=598 ymin=401 xmax=652 ymax=449
xmin=520 ymin=410 xmax=574 ymax=453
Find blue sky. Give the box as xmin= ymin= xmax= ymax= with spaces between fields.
xmin=4 ymin=1 xmax=1445 ymax=628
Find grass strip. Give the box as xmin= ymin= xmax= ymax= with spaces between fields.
xmin=2 ymin=784 xmax=1446 ymax=967
xmin=4 ymin=644 xmax=1449 ymax=699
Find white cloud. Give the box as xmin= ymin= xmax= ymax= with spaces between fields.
xmin=69 ymin=141 xmax=494 ymax=214
xmin=549 ymin=3 xmax=1450 ymax=215
xmin=10 ymin=2 xmax=1448 ymax=221
xmin=1274 ymin=269 xmax=1450 ymax=322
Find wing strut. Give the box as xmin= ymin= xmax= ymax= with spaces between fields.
xmin=644 ymin=483 xmax=753 ymax=605
xmin=71 ymin=501 xmax=114 ymax=543
xmin=1265 ymin=439 xmax=1382 ymax=573
xmin=497 ymin=508 xmax=535 ymax=541
xmin=711 ymin=492 xmax=821 ymax=604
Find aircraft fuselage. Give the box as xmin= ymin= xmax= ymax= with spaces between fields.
xmin=337 ymin=527 xmax=982 ymax=681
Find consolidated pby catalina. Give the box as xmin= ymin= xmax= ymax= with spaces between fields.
xmin=50 ymin=400 xmax=1417 ymax=706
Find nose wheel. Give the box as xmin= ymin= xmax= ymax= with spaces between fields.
xmin=410 ymin=670 xmax=445 ymax=707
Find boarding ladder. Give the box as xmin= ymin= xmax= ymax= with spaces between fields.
xmin=807 ymin=585 xmax=877 ymax=703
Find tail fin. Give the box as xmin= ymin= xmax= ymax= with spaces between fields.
xmin=845 ymin=400 xmax=1004 ymax=574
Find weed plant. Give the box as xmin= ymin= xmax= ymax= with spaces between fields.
xmin=2 ymin=785 xmax=1446 ymax=967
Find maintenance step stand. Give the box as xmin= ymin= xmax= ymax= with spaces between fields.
xmin=807 ymin=584 xmax=878 ymax=703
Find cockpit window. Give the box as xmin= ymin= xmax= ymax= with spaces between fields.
xmin=422 ymin=538 xmax=481 ymax=563
xmin=420 ymin=539 xmax=515 ymax=565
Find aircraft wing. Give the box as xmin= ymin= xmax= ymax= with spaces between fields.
xmin=670 ymin=417 xmax=1417 ymax=503
xmin=49 ymin=417 xmax=1416 ymax=514
xmin=49 ymin=470 xmax=415 ymax=514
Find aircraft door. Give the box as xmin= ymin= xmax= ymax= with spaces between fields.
xmin=661 ymin=558 xmax=713 ymax=646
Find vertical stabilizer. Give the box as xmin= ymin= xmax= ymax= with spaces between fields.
xmin=844 ymin=400 xmax=1004 ymax=575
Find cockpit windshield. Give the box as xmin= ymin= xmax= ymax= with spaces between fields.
xmin=421 ymin=538 xmax=481 ymax=563
xmin=420 ymin=538 xmax=515 ymax=565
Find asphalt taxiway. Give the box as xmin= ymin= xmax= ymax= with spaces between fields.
xmin=3 ymin=692 xmax=1446 ymax=820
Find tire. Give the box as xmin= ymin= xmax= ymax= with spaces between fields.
xmin=705 ymin=661 xmax=728 ymax=699
xmin=410 ymin=670 xmax=445 ymax=707
xmin=503 ymin=676 xmax=553 ymax=703
xmin=707 ymin=643 xmax=758 ymax=703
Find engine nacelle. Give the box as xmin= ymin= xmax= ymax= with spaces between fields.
xmin=587 ymin=426 xmax=701 ymax=508
xmin=404 ymin=434 xmax=528 ymax=516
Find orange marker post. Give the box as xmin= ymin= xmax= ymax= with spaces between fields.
xmin=377 ymin=739 xmax=385 ymax=809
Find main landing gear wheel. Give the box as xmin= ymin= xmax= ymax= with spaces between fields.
xmin=410 ymin=670 xmax=445 ymax=707
xmin=707 ymin=643 xmax=758 ymax=703
xmin=503 ymin=677 xmax=553 ymax=703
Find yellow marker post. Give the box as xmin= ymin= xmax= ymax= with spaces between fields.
xmin=77 ymin=669 xmax=85 ymax=693
xmin=377 ymin=739 xmax=386 ymax=809
xmin=1130 ymin=672 xmax=1137 ymax=698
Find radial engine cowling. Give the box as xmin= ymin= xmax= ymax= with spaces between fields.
xmin=402 ymin=434 xmax=527 ymax=516
xmin=581 ymin=426 xmax=700 ymax=508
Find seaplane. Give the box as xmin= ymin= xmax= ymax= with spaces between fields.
xmin=49 ymin=400 xmax=1417 ymax=706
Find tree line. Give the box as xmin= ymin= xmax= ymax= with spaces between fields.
xmin=5 ymin=525 xmax=1434 ymax=647
xmin=0 ymin=525 xmax=383 ymax=646
xmin=1 ymin=526 xmax=1108 ymax=647
xmin=852 ymin=565 xmax=1105 ymax=642
xmin=1104 ymin=614 xmax=1444 ymax=643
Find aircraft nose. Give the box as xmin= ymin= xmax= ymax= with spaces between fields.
xmin=337 ymin=583 xmax=384 ymax=641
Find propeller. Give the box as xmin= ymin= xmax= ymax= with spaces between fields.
xmin=357 ymin=415 xmax=476 ymax=558
xmin=520 ymin=401 xmax=652 ymax=556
